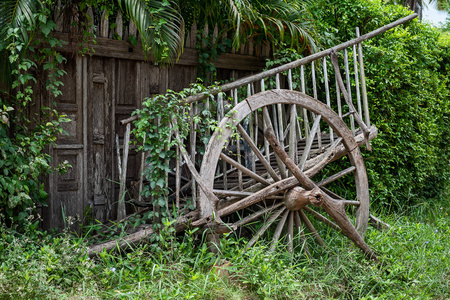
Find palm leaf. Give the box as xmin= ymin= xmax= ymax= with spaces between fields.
xmin=0 ymin=0 xmax=40 ymax=90
xmin=119 ymin=0 xmax=184 ymax=64
xmin=0 ymin=0 xmax=41 ymax=46
xmin=227 ymin=0 xmax=317 ymax=53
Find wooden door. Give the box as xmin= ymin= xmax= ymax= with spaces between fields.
xmin=44 ymin=56 xmax=85 ymax=229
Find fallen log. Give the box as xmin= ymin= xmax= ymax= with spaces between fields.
xmin=87 ymin=210 xmax=199 ymax=257
xmin=368 ymin=214 xmax=391 ymax=232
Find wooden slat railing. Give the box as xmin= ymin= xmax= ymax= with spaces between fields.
xmin=117 ymin=13 xmax=418 ymax=217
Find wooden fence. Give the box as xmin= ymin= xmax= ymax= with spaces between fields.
xmin=38 ymin=5 xmax=270 ymax=230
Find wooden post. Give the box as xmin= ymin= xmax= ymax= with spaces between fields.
xmin=116 ymin=11 xmax=123 ymax=40
xmin=311 ymin=61 xmax=322 ymax=151
xmin=261 ymin=79 xmax=271 ymax=163
xmin=344 ymin=48 xmax=356 ymax=134
xmin=356 ymin=27 xmax=370 ymax=127
xmin=118 ymin=123 xmax=130 ymax=220
xmin=233 ymin=88 xmax=243 ymax=190
xmin=300 ymin=65 xmax=310 ymax=139
xmin=100 ymin=10 xmax=109 ymax=38
xmin=353 ymin=44 xmax=363 ymax=117
xmin=138 ymin=135 xmax=145 ymax=202
xmin=323 ymin=57 xmax=334 ymax=142
xmin=189 ymin=103 xmax=197 ymax=208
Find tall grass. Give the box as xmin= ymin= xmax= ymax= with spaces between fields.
xmin=0 ymin=198 xmax=449 ymax=299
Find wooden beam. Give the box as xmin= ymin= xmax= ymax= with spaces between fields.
xmin=52 ymin=33 xmax=266 ymax=71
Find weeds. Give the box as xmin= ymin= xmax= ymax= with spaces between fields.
xmin=0 ymin=200 xmax=449 ymax=299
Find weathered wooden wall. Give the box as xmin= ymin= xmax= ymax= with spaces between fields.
xmin=40 ymin=8 xmax=270 ymax=229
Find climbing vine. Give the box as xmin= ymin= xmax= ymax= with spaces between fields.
xmin=133 ymin=83 xmax=224 ymax=227
xmin=0 ymin=1 xmax=71 ymax=227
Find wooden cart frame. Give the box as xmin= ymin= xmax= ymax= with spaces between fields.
xmin=89 ymin=14 xmax=418 ymax=260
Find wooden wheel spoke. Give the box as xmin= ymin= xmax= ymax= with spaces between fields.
xmin=247 ymin=207 xmax=286 ymax=249
xmin=317 ymin=166 xmax=356 ymax=187
xmin=236 ymin=124 xmax=280 ymax=182
xmin=219 ymin=152 xmax=271 ymax=186
xmin=262 ymin=107 xmax=288 ymax=179
xmin=232 ymin=202 xmax=284 ymax=229
xmin=269 ymin=210 xmax=290 ymax=252
xmin=288 ymin=105 xmax=298 ymax=177
xmin=303 ymin=206 xmax=340 ymax=232
xmin=320 ymin=186 xmax=360 ymax=206
xmin=319 ymin=195 xmax=378 ymax=261
xmin=287 ymin=211 xmax=294 ymax=254
xmin=197 ymin=89 xmax=378 ymax=260
xmin=294 ymin=211 xmax=311 ymax=256
xmin=299 ymin=210 xmax=326 ymax=248
xmin=303 ymin=137 xmax=343 ymax=178
xmin=213 ymin=189 xmax=252 ymax=198
xmin=298 ymin=115 xmax=322 ymax=171
xmin=265 ymin=126 xmax=315 ymax=190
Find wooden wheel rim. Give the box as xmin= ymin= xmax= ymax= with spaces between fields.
xmin=199 ymin=89 xmax=370 ymax=238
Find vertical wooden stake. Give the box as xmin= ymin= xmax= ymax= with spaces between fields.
xmin=138 ymin=135 xmax=145 ymax=202
xmin=311 ymin=61 xmax=322 ymax=151
xmin=189 ymin=103 xmax=197 ymax=208
xmin=118 ymin=123 xmax=130 ymax=220
xmin=344 ymin=48 xmax=356 ymax=135
xmin=300 ymin=65 xmax=310 ymax=139
xmin=100 ymin=10 xmax=109 ymax=38
xmin=353 ymin=44 xmax=363 ymax=117
xmin=261 ymin=79 xmax=271 ymax=163
xmin=234 ymin=88 xmax=243 ymax=190
xmin=323 ymin=57 xmax=334 ymax=142
xmin=356 ymin=27 xmax=370 ymax=127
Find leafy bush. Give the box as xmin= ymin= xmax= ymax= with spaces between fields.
xmin=0 ymin=2 xmax=70 ymax=226
xmin=307 ymin=0 xmax=450 ymax=208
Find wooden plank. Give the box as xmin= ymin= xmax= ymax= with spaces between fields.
xmin=116 ymin=12 xmax=123 ymax=40
xmin=100 ymin=10 xmax=109 ymax=38
xmin=212 ymin=190 xmax=253 ymax=197
xmin=82 ymin=56 xmax=88 ymax=222
xmin=298 ymin=115 xmax=322 ymax=171
xmin=299 ymin=210 xmax=326 ymax=247
xmin=300 ymin=65 xmax=310 ymax=139
xmin=287 ymin=211 xmax=294 ymax=254
xmin=53 ymin=33 xmax=266 ymax=70
xmin=311 ymin=61 xmax=322 ymax=150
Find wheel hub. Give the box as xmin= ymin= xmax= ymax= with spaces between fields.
xmin=284 ymin=186 xmax=324 ymax=211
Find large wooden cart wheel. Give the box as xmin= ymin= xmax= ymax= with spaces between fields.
xmin=198 ymin=90 xmax=377 ymax=260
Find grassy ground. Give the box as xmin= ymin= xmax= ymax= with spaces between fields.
xmin=0 ymin=199 xmax=449 ymax=299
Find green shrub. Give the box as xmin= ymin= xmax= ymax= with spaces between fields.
xmin=307 ymin=0 xmax=450 ymax=208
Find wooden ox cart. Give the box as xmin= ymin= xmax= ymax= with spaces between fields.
xmin=89 ymin=14 xmax=418 ymax=261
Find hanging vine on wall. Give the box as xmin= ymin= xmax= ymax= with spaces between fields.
xmin=132 ymin=82 xmax=224 ymax=227
xmin=0 ymin=1 xmax=72 ymax=227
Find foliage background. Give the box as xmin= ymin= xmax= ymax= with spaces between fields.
xmin=307 ymin=0 xmax=449 ymax=209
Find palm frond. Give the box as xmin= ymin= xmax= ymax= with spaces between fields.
xmin=0 ymin=0 xmax=41 ymax=90
xmin=119 ymin=0 xmax=184 ymax=64
xmin=0 ymin=0 xmax=41 ymax=45
xmin=227 ymin=0 xmax=317 ymax=53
